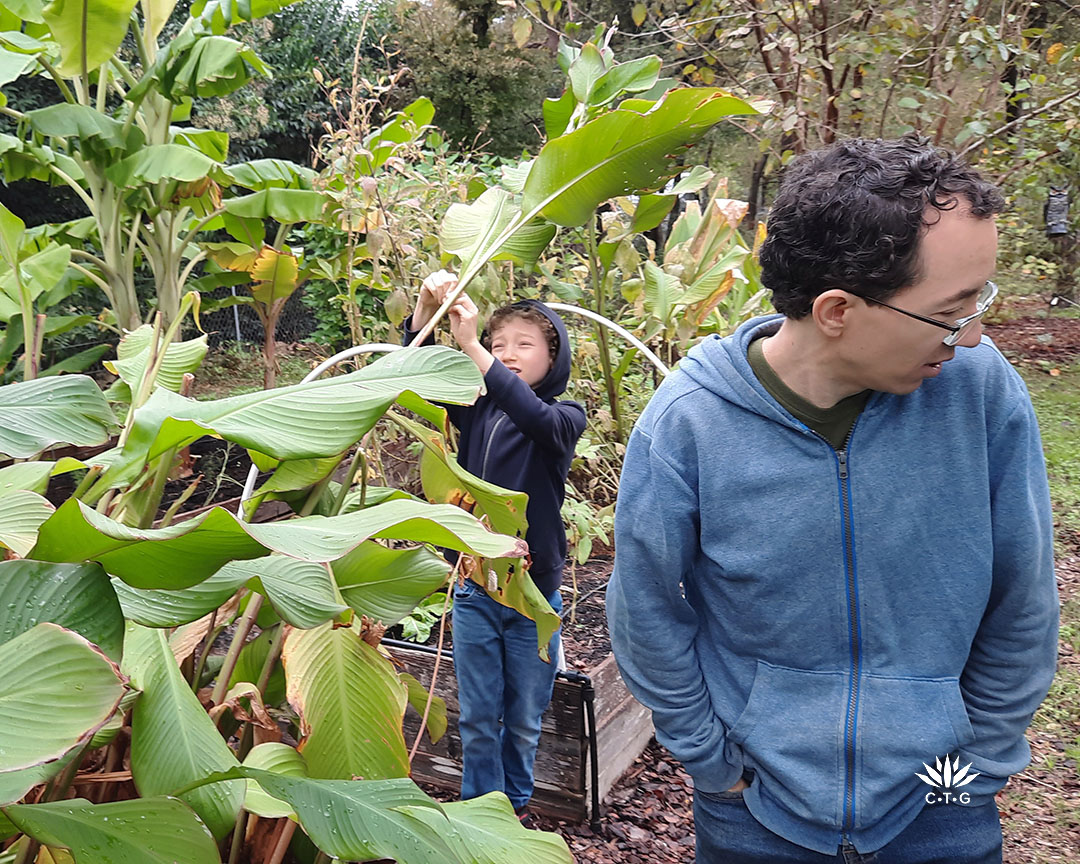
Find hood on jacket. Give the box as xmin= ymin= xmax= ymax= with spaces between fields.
xmin=482 ymin=299 xmax=574 ymax=401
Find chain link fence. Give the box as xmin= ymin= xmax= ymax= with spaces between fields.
xmin=200 ymin=284 xmax=318 ymax=347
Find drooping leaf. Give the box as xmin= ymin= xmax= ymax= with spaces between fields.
xmin=104 ymin=144 xmax=216 ymax=187
xmin=97 ymin=346 xmax=481 ymax=486
xmin=111 ymin=566 xmax=244 ymax=627
xmin=0 ymin=458 xmax=83 ymax=497
xmin=0 ymin=242 xmax=71 ymax=307
xmin=400 ymin=671 xmax=447 ymax=745
xmin=41 ymin=0 xmax=139 ymax=77
xmin=25 ymin=103 xmax=130 ymax=150
xmin=220 ymin=557 xmax=348 ymax=629
xmin=2 ymin=796 xmax=220 ymax=863
xmin=542 ymin=88 xmax=575 ymax=139
xmin=282 ymin=622 xmax=410 ymax=780
xmin=123 ymin=624 xmax=243 ymax=840
xmin=0 ymin=560 xmax=123 ymax=659
xmin=103 ymin=324 xmax=208 ymax=397
xmin=0 ymin=375 xmax=114 ymax=459
xmin=0 ymin=622 xmax=125 ymax=773
xmin=332 ymin=541 xmax=450 ymax=627
xmin=172 ymin=126 xmax=229 ymax=162
xmin=191 ymin=0 xmax=298 ymax=33
xmin=32 ymin=497 xmax=528 ymax=589
xmin=249 ymin=245 xmax=300 ymax=304
xmin=224 ymin=188 xmax=326 ymax=224
xmin=402 ymin=793 xmax=574 ymax=864
xmin=589 ymin=55 xmax=662 ymax=107
xmin=161 ymin=36 xmax=269 ymax=100
xmin=224 ymin=158 xmax=314 ymax=191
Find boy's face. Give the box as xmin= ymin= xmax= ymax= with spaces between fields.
xmin=489 ymin=318 xmax=552 ymax=388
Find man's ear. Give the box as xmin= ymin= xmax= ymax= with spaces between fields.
xmin=812 ymin=289 xmax=859 ymax=338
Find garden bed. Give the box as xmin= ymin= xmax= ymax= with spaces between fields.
xmin=391 ymin=554 xmax=655 ymax=823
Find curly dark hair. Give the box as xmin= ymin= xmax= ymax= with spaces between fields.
xmin=483 ymin=302 xmax=559 ymax=362
xmin=759 ymin=135 xmax=1005 ymax=319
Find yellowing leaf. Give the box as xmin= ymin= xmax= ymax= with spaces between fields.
xmin=250 ymin=245 xmax=299 ymax=304
xmin=631 ymin=2 xmax=646 ymax=26
xmin=1047 ymin=42 xmax=1065 ymax=65
xmin=512 ymin=16 xmax=532 ymax=49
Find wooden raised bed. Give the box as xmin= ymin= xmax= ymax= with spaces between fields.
xmin=391 ymin=642 xmax=654 ymax=824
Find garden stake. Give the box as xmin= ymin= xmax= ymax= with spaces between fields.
xmin=408 ymin=559 xmax=460 ymax=764
xmin=266 ymin=818 xmax=297 ymax=864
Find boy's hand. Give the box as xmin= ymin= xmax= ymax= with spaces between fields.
xmin=448 ymin=293 xmax=481 ymax=349
xmin=413 ymin=269 xmax=458 ymax=330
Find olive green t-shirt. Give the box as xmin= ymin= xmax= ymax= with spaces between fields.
xmin=747 ymin=336 xmax=868 ymax=450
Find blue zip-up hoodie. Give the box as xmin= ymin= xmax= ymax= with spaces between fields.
xmin=607 ymin=315 xmax=1058 ymax=855
xmin=403 ymin=302 xmax=586 ymax=596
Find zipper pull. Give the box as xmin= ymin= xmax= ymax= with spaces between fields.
xmin=837 ymin=450 xmax=848 ymax=480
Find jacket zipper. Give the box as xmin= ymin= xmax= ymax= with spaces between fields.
xmin=480 ymin=414 xmax=507 ymax=480
xmin=836 ymin=444 xmax=861 ymax=841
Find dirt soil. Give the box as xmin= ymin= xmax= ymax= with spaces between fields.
xmin=531 ymin=308 xmax=1080 ymax=863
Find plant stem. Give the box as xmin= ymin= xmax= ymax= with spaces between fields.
xmin=226 ymin=810 xmax=248 ymax=864
xmin=192 ymin=620 xmax=226 ymax=692
xmin=266 ymin=819 xmax=297 ymax=864
xmin=256 ymin=623 xmax=285 ymax=695
xmin=330 ymin=447 xmax=366 ymax=516
xmin=584 ymin=219 xmax=623 ymax=442
xmin=298 ymin=473 xmax=333 ymax=518
xmin=211 ymin=593 xmax=263 ymax=705
xmin=408 ymin=562 xmax=458 ymax=764
xmin=71 ymin=465 xmax=103 ymax=500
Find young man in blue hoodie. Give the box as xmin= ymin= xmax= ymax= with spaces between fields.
xmin=404 ymin=271 xmax=586 ymax=820
xmin=607 ymin=136 xmax=1059 ymax=863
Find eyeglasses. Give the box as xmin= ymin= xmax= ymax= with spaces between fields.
xmin=856 ymin=280 xmax=998 ymax=347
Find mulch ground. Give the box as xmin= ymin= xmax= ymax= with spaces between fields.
xmin=529 ymin=306 xmax=1080 ymax=863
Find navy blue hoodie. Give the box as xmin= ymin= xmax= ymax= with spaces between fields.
xmin=403 ymin=300 xmax=586 ymax=596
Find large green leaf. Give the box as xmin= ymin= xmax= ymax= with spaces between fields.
xmin=0 ymin=623 xmax=125 ymax=773
xmin=332 ymin=541 xmax=450 ymax=627
xmin=41 ymin=0 xmax=139 ymax=77
xmin=224 ymin=188 xmax=326 ymax=223
xmin=161 ymin=36 xmax=269 ymax=100
xmin=440 ymin=187 xmax=556 ymax=272
xmin=282 ymin=622 xmax=410 ymax=780
xmin=191 ymin=0 xmax=298 ymax=33
xmin=0 ymin=242 xmax=71 ymax=307
xmin=359 ymin=96 xmax=435 ymax=174
xmin=104 ymin=144 xmax=217 ymax=187
xmin=0 ymin=561 xmax=123 ymax=659
xmin=521 ymin=87 xmax=760 ymax=227
xmin=0 ymin=490 xmax=52 ymax=556
xmin=224 ymin=158 xmax=314 ymax=190
xmin=0 ymin=46 xmax=35 ymax=89
xmin=98 ymin=345 xmax=480 ymax=486
xmin=589 ymin=55 xmax=662 ymax=107
xmin=402 ymin=793 xmax=574 ymax=864
xmin=202 ymin=768 xmax=458 ymax=863
xmin=110 ymin=566 xmax=243 ymax=627
xmin=0 ymin=375 xmax=114 ymax=459
xmin=25 ymin=103 xmax=130 ymax=150
xmin=0 ymin=459 xmax=83 ymax=497
xmin=241 ymin=743 xmax=306 ymax=819
xmin=2 ymin=796 xmax=220 ymax=863
xmin=32 ymin=497 xmax=527 ymax=589
xmin=144 ymin=0 xmax=180 ymax=39
xmin=221 ymin=557 xmax=347 ymax=629
xmin=124 ymin=624 xmax=243 ymax=840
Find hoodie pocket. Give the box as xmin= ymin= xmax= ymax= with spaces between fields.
xmin=854 ymin=674 xmax=975 ymax=826
xmin=726 ymin=661 xmax=847 ymax=824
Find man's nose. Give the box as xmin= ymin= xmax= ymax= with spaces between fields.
xmin=956 ymin=321 xmax=983 ymax=349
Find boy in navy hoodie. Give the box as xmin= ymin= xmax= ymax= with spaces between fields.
xmin=403 ymin=270 xmax=586 ymax=819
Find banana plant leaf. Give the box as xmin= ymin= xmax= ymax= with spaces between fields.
xmin=2 ymin=796 xmax=220 ymax=863
xmin=103 ymin=324 xmax=208 ymax=400
xmin=223 ymin=188 xmax=326 ymax=223
xmin=104 ymin=144 xmax=217 ymax=187
xmin=440 ymin=187 xmax=556 ymax=272
xmin=95 ymin=345 xmax=481 ymax=488
xmin=0 ymin=375 xmax=115 ymax=459
xmin=249 ymin=245 xmax=299 ymax=304
xmin=0 ymin=622 xmax=126 ymax=773
xmin=123 ymin=624 xmax=243 ymax=840
xmin=224 ymin=158 xmax=314 ymax=190
xmin=192 ymin=0 xmax=299 ymax=33
xmin=32 ymin=496 xmax=527 ymax=589
xmin=25 ymin=103 xmax=139 ymax=153
xmin=0 ymin=560 xmax=123 ymax=660
xmin=40 ymin=0 xmax=139 ymax=77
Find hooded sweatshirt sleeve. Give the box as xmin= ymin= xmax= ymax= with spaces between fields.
xmin=957 ymin=385 xmax=1059 ymax=801
xmin=606 ymin=420 xmax=743 ymax=793
xmin=482 ymin=359 xmax=585 ymax=456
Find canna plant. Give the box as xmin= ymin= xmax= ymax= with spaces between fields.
xmin=0 ymin=324 xmax=574 ymax=862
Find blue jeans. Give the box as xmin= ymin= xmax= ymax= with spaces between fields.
xmin=694 ymin=785 xmax=1003 ymax=863
xmin=452 ymin=580 xmax=561 ymax=810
